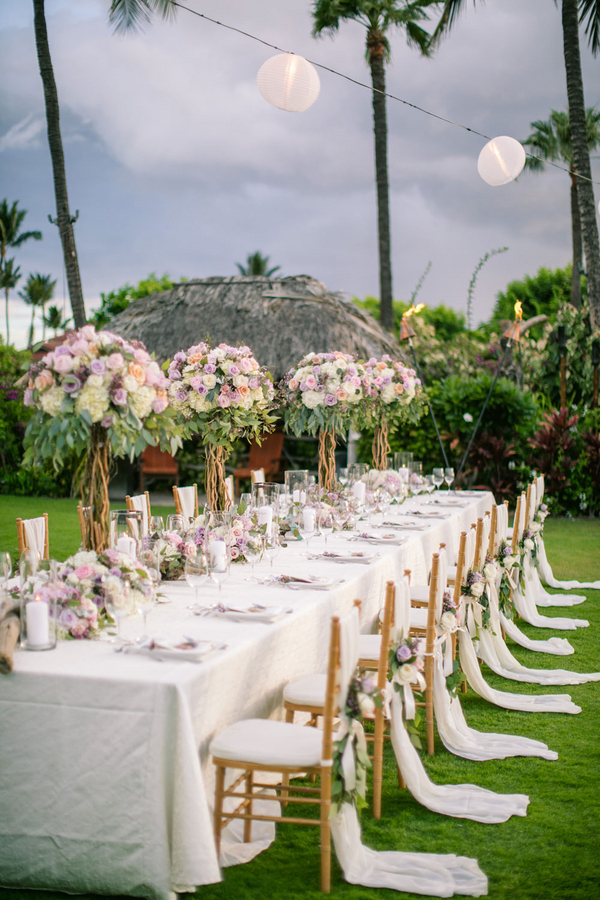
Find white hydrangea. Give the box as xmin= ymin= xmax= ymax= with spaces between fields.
xmin=131 ymin=385 xmax=156 ymax=420
xmin=39 ymin=385 xmax=63 ymax=416
xmin=76 ymin=385 xmax=109 ymax=423
xmin=302 ymin=390 xmax=324 ymax=409
xmin=381 ymin=384 xmax=396 ymax=404
xmin=122 ymin=374 xmax=140 ymax=394
xmin=189 ymin=392 xmax=213 ymax=413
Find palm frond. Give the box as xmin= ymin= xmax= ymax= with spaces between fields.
xmin=429 ymin=0 xmax=471 ymax=48
xmin=109 ymin=0 xmax=176 ymax=34
xmin=13 ymin=230 xmax=42 ymax=247
xmin=580 ymin=0 xmax=600 ymax=55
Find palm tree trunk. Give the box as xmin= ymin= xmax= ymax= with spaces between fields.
xmin=368 ymin=43 xmax=394 ymax=333
xmin=562 ymin=0 xmax=600 ymax=330
xmin=4 ymin=287 xmax=9 ymax=345
xmin=32 ymin=0 xmax=87 ymax=329
xmin=28 ymin=307 xmax=35 ymax=348
xmin=570 ymin=172 xmax=582 ymax=309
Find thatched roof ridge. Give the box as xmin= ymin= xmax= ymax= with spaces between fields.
xmin=108 ymin=274 xmax=404 ymax=379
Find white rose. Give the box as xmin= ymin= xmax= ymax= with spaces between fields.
xmin=122 ymin=374 xmax=139 ymax=393
xmin=131 ymin=385 xmax=155 ymax=420
xmin=504 ymin=556 xmax=516 ymax=569
xmin=358 ymin=693 xmax=376 ymax=716
xmin=203 ymin=374 xmax=217 ymax=389
xmin=440 ymin=611 xmax=456 ymax=632
xmin=302 ymin=390 xmax=324 ymax=409
xmin=233 ymin=374 xmax=248 ymax=388
xmin=87 ymin=374 xmax=104 ymax=388
xmin=398 ymin=663 xmax=416 ymax=683
xmin=524 ymin=538 xmax=534 ymax=551
xmin=483 ymin=563 xmax=497 ymax=581
xmin=470 ymin=581 xmax=485 ymax=598
xmin=529 ymin=522 xmax=541 ymax=533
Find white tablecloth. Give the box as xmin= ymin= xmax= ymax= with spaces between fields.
xmin=0 ymin=492 xmax=493 ymax=899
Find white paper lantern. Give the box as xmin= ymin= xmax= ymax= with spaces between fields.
xmin=477 ymin=136 xmax=526 ymax=186
xmin=257 ymin=53 xmax=320 ymax=113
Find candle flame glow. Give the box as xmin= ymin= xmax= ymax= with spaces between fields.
xmin=403 ymin=303 xmax=425 ymax=320
xmin=34 ymin=592 xmax=42 ymax=603
xmin=514 ymin=300 xmax=523 ymax=321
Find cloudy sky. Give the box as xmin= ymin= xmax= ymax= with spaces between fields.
xmin=1 ymin=0 xmax=599 ymax=348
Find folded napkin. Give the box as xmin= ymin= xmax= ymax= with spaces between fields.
xmin=425 ymin=499 xmax=471 ymax=508
xmin=382 ymin=522 xmax=428 ymax=531
xmin=402 ymin=510 xmax=451 ymax=519
xmin=117 ymin=637 xmax=219 ymax=662
xmin=308 ymin=551 xmax=378 ymax=565
xmin=350 ymin=532 xmax=406 ymax=545
xmin=211 ymin=604 xmax=293 ymax=622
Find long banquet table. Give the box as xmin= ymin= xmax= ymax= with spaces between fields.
xmin=0 ymin=491 xmax=493 ymax=899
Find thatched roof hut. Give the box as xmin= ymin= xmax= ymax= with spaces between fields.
xmin=108 ymin=275 xmax=403 ymax=379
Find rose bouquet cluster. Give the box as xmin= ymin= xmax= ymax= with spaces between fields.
xmin=279 ymin=351 xmax=365 ymax=434
xmin=332 ymin=669 xmax=382 ymax=814
xmin=440 ymin=589 xmax=461 ymax=633
xmin=389 ymin=635 xmax=425 ymax=692
xmin=461 ymin=569 xmax=491 ymax=631
xmin=167 ymin=341 xmax=276 ymax=510
xmin=150 ymin=530 xmax=199 ymax=581
xmin=533 ymin=503 xmax=548 ymax=531
xmin=494 ymin=540 xmax=520 ymax=618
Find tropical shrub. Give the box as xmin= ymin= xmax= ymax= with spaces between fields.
xmin=91 ymin=272 xmax=177 ymax=328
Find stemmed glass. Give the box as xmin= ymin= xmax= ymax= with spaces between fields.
xmin=425 ymin=474 xmax=437 ymax=496
xmin=317 ymin=507 xmax=335 ymax=546
xmin=149 ymin=516 xmax=165 ymax=535
xmin=444 ymin=468 xmax=455 ymax=491
xmin=432 ymin=468 xmax=445 ymax=491
xmin=138 ymin=538 xmax=161 ymax=633
xmin=104 ymin=580 xmax=134 ymax=641
xmin=185 ymin=546 xmax=210 ymax=607
xmin=264 ymin=533 xmax=281 ymax=570
xmin=243 ymin=533 xmax=264 ymax=578
xmin=2 ymin=552 xmax=11 ymax=588
xmin=166 ymin=514 xmax=185 ymax=533
xmin=299 ymin=506 xmax=319 ymax=550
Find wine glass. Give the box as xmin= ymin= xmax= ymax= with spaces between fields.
xmin=243 ymin=532 xmax=264 ymax=578
xmin=425 ymin=474 xmax=437 ymax=495
xmin=264 ymin=533 xmax=281 ymax=570
xmin=185 ymin=547 xmax=210 ymax=607
xmin=138 ymin=539 xmax=161 ymax=633
xmin=432 ymin=467 xmax=445 ymax=491
xmin=2 ymin=552 xmax=11 ymax=588
xmin=317 ymin=507 xmax=334 ymax=546
xmin=20 ymin=549 xmax=40 ymax=592
xmin=208 ymin=539 xmax=230 ymax=594
xmin=444 ymin=467 xmax=455 ymax=491
xmin=166 ymin=514 xmax=185 ymax=533
xmin=149 ymin=516 xmax=165 ymax=535
xmin=104 ymin=580 xmax=134 ymax=641
xmin=299 ymin=506 xmax=319 ymax=550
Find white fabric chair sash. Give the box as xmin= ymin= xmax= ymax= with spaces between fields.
xmin=536 ymin=475 xmax=544 ymax=507
xmin=495 ymin=504 xmax=508 ymax=545
xmin=394 ymin=578 xmax=411 ymax=640
xmin=23 ymin=517 xmax=46 ymax=559
xmin=177 ymin=486 xmax=197 ymax=523
xmin=129 ymin=495 xmax=149 ymax=536
xmin=251 ymin=469 xmax=266 ymax=484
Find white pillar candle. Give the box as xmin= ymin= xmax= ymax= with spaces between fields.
xmin=352 ymin=481 xmax=366 ymax=503
xmin=257 ymin=506 xmax=273 ymax=536
xmin=300 ymin=491 xmax=307 ymax=504
xmin=26 ymin=594 xmax=49 ymax=647
xmin=209 ymin=540 xmax=227 ymax=572
xmin=398 ymin=468 xmax=409 ymax=484
xmin=116 ymin=536 xmax=136 ymax=558
xmin=292 ymin=489 xmax=300 ymax=503
xmin=303 ymin=507 xmax=315 ymax=533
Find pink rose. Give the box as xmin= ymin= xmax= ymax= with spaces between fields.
xmin=239 ymin=358 xmax=252 ymax=373
xmin=107 ymin=352 xmax=124 ymax=371
xmin=79 ymin=325 xmax=97 ymax=341
xmin=53 ymin=354 xmax=74 ymax=374
xmin=190 ymin=376 xmax=203 ymax=390
xmin=134 ymin=348 xmax=151 ymax=364
xmin=289 ymin=379 xmax=298 ymax=390
xmin=70 ymin=339 xmax=89 ymax=355
xmin=305 ymin=375 xmax=317 ymax=389
xmin=152 ymin=395 xmax=168 ymax=414
xmin=74 ymin=565 xmax=95 ymax=580
xmin=374 ymin=376 xmax=384 ymax=387
xmin=34 ymin=369 xmax=54 ymax=390
xmin=217 ymin=393 xmax=231 ymax=408
xmin=145 ymin=362 xmax=166 ymax=388
xmin=71 ymin=620 xmax=88 ymax=638
xmin=248 ymin=378 xmax=260 ymax=390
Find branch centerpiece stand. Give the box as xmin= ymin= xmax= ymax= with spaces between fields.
xmin=279 ymin=352 xmax=365 ymax=491
xmin=23 ymin=325 xmax=182 ymax=550
xmin=356 ymin=355 xmax=426 ymax=470
xmin=167 ymin=341 xmax=276 ymax=511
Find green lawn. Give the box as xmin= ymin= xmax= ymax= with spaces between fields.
xmin=0 ymin=508 xmax=598 ymax=900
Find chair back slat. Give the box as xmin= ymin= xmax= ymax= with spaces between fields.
xmin=126 ymin=493 xmax=150 ymax=535
xmin=452 ymin=532 xmax=468 ymax=603
xmin=173 ymin=484 xmax=198 ymax=522
xmin=17 ymin=515 xmax=49 ymax=560
xmin=511 ymin=495 xmax=522 ymax=553
xmin=488 ymin=505 xmax=498 ymax=557
xmin=321 ymin=616 xmax=341 ymax=766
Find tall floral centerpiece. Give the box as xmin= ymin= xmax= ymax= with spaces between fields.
xmin=279 ymin=352 xmax=365 ymax=491
xmin=167 ymin=342 xmax=276 ymax=511
xmin=356 ymin=355 xmax=426 ymax=470
xmin=23 ymin=326 xmax=182 ymax=550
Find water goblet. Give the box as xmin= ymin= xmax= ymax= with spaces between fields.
xmin=166 ymin=514 xmax=185 ymax=533
xmin=264 ymin=533 xmax=281 ymax=570
xmin=104 ymin=580 xmax=134 ymax=642
xmin=149 ymin=516 xmax=165 ymax=535
xmin=444 ymin=467 xmax=455 ymax=491
xmin=425 ymin=474 xmax=437 ymax=495
xmin=317 ymin=507 xmax=334 ymax=546
xmin=432 ymin=467 xmax=445 ymax=491
xmin=243 ymin=533 xmax=264 ymax=578
xmin=207 ymin=539 xmax=230 ymax=594
xmin=185 ymin=547 xmax=210 ymax=607
xmin=299 ymin=506 xmax=319 ymax=549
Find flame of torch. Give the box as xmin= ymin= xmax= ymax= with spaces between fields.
xmin=514 ymin=300 xmax=523 ymax=321
xmin=403 ymin=303 xmax=425 ymax=320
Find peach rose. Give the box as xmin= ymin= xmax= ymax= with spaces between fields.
xmin=129 ymin=362 xmax=146 ymax=385
xmin=187 ymin=352 xmax=203 ymax=365
xmin=34 ymin=370 xmax=54 ymax=391
xmin=238 ymin=384 xmax=250 ymax=397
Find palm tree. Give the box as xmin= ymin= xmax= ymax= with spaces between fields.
xmin=19 ymin=273 xmax=56 ymax=347
xmin=235 ymin=252 xmax=282 ymax=277
xmin=0 ymin=200 xmax=42 ymax=343
xmin=522 ymin=108 xmax=600 ymax=309
xmin=32 ymin=0 xmax=86 ymax=329
xmin=312 ymin=1 xmax=437 ymax=333
xmin=431 ymin=0 xmax=600 ymax=331
xmin=44 ymin=304 xmax=72 ymax=337
xmin=0 ymin=259 xmax=21 ymax=344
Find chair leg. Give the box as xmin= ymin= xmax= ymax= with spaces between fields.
xmin=214 ymin=765 xmax=225 ymax=859
xmin=320 ymin=767 xmax=332 ymax=893
xmin=372 ymin=707 xmax=384 ymax=819
xmin=243 ymin=770 xmax=253 ymax=843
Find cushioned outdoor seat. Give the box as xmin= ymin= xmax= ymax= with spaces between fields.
xmin=410 ymin=584 xmax=430 ymax=603
xmin=210 ymin=718 xmax=322 ymax=769
xmin=283 ymin=673 xmax=328 ymax=707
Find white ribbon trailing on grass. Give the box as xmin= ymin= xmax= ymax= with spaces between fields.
xmin=512 ymin=553 xmax=589 ymax=630
xmin=537 ymin=536 xmax=600 ymax=591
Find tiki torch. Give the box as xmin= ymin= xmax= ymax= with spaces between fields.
xmin=399 ymin=304 xmax=450 ymax=468
xmin=558 ymin=325 xmax=568 ymax=409
xmin=456 ymin=300 xmax=523 ymax=481
xmin=592 ymin=338 xmax=599 ymax=409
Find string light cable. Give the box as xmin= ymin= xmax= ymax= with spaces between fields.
xmin=171 ymin=0 xmax=600 ymax=188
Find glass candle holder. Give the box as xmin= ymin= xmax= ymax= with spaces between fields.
xmin=19 ymin=558 xmax=58 ymax=651
xmin=109 ymin=510 xmax=143 ymax=558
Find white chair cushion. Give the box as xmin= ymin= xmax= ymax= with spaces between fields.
xmin=283 ymin=673 xmax=327 ymax=708
xmin=410 ymin=607 xmax=428 ymax=630
xmin=447 ymin=565 xmax=457 ymax=582
xmin=409 ymin=584 xmax=430 ymax=603
xmin=358 ymin=633 xmax=381 ymax=662
xmin=210 ymin=719 xmax=322 ymax=768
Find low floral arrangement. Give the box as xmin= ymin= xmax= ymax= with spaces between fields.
xmin=355 ymin=355 xmax=426 ymax=470
xmin=167 ymin=341 xmax=276 ymax=510
xmin=460 ymin=569 xmax=491 ymax=631
xmin=279 ymin=352 xmax=366 ymax=490
xmin=22 ymin=325 xmax=182 ymax=550
xmin=332 ymin=670 xmax=382 ymax=814
xmin=388 ymin=635 xmax=425 ymax=747
xmin=495 ymin=540 xmax=519 ymax=618
xmin=148 ymin=530 xmax=198 ymax=581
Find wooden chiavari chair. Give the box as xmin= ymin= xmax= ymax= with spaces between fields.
xmin=172 ymin=483 xmax=198 ymax=522
xmin=125 ymin=491 xmax=151 ymax=535
xmin=251 ymin=468 xmax=266 ymax=485
xmin=211 ymin=609 xmax=352 ymax=893
xmin=16 ymin=514 xmax=49 ymax=560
